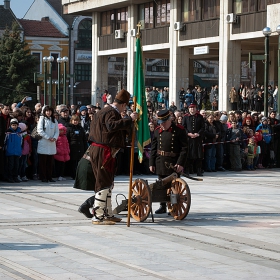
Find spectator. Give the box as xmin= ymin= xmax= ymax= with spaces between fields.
xmin=178 ymin=87 xmax=186 ymax=109
xmin=169 ymin=101 xmax=177 ymax=113
xmin=58 ymin=107 xmax=70 ymax=127
xmin=54 ymin=123 xmax=70 ymax=181
xmin=18 ymin=122 xmax=31 ymax=182
xmin=229 ymin=87 xmax=238 ymax=111
xmin=37 ymin=105 xmax=59 ymax=183
xmin=226 ymin=121 xmax=242 ymax=171
xmin=4 ymin=118 xmax=22 ymax=183
xmin=67 ymin=114 xmax=88 ymax=179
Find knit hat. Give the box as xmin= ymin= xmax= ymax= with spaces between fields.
xmin=115 ymin=89 xmax=131 ymax=104
xmin=10 ymin=118 xmax=18 ymax=124
xmin=18 ymin=123 xmax=27 ymax=132
xmin=79 ymin=105 xmax=88 ymax=112
xmin=58 ymin=123 xmax=67 ymax=132
xmin=220 ymin=115 xmax=228 ymax=122
xmin=261 ymin=117 xmax=268 ymax=122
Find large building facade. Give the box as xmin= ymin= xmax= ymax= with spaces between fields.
xmin=62 ymin=0 xmax=280 ymax=111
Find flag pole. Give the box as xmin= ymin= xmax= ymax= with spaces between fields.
xmin=127 ymin=96 xmax=137 ymax=227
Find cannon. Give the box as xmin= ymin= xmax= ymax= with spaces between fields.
xmin=113 ymin=171 xmax=192 ymax=222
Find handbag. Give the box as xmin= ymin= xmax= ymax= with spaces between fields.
xmin=31 ymin=118 xmax=45 ymax=140
xmin=31 ymin=125 xmax=42 ymax=140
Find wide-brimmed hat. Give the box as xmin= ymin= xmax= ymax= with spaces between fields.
xmin=115 ymin=89 xmax=131 ymax=104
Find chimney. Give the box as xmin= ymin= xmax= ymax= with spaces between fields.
xmin=4 ymin=0 xmax=10 ymax=9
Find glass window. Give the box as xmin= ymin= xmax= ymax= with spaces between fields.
xmin=155 ymin=0 xmax=170 ymax=27
xmin=182 ymin=0 xmax=201 ymax=22
xmin=202 ymin=0 xmax=219 ymax=20
xmin=75 ymin=64 xmax=91 ymax=81
xmin=77 ymin=20 xmax=92 ymax=49
xmin=258 ymin=0 xmax=267 ymax=10
xmin=116 ymin=7 xmax=128 ymax=31
xmin=233 ymin=0 xmax=242 ymax=14
xmin=32 ymin=52 xmax=41 ymax=73
xmin=101 ymin=11 xmax=114 ymax=35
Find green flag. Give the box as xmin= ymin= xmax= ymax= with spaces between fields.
xmin=134 ymin=37 xmax=151 ymax=163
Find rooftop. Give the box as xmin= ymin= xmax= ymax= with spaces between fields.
xmin=18 ymin=18 xmax=67 ymax=38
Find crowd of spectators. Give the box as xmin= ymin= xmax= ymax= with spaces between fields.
xmin=0 ymin=83 xmax=280 ymax=183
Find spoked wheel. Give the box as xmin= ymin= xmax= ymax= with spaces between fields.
xmin=167 ymin=178 xmax=191 ymax=220
xmin=131 ymin=179 xmax=152 ymax=222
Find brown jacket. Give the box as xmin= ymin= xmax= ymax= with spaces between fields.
xmin=88 ymin=105 xmax=133 ymax=192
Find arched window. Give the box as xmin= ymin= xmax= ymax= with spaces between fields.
xmin=77 ymin=19 xmax=92 ymax=49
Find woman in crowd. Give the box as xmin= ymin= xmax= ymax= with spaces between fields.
xmin=37 ymin=105 xmax=59 ymax=182
xmin=204 ymin=113 xmax=219 ymax=172
xmin=67 ymin=114 xmax=88 ymax=179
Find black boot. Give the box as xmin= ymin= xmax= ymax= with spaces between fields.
xmin=78 ymin=196 xmax=95 ymax=218
xmin=197 ymin=168 xmax=203 ymax=176
xmin=155 ymin=202 xmax=167 ymax=214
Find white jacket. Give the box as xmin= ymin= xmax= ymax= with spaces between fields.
xmin=37 ymin=116 xmax=59 ymax=155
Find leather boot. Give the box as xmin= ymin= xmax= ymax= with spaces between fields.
xmin=197 ymin=168 xmax=203 ymax=176
xmin=78 ymin=195 xmax=95 ymax=218
xmin=155 ymin=202 xmax=167 ymax=214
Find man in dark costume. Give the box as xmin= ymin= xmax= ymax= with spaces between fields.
xmin=149 ymin=110 xmax=188 ymax=214
xmin=182 ymin=102 xmax=205 ymax=176
xmin=74 ymin=89 xmax=138 ymax=224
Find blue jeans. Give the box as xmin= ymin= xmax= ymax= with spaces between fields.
xmin=164 ymin=98 xmax=169 ymax=109
xmin=205 ymin=145 xmax=216 ymax=171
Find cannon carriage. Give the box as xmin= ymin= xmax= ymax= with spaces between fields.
xmin=113 ymin=169 xmax=193 ymax=222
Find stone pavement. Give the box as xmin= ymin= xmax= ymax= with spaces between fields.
xmin=0 ymin=169 xmax=280 ymax=280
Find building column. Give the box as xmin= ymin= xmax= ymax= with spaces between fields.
xmin=219 ymin=1 xmax=241 ymax=111
xmin=91 ymin=12 xmax=108 ymax=105
xmin=169 ymin=0 xmax=189 ymax=107
xmin=127 ymin=5 xmax=137 ymax=94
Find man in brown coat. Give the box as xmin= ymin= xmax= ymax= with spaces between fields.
xmin=78 ymin=89 xmax=138 ymax=224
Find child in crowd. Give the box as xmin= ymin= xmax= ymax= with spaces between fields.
xmin=4 ymin=118 xmax=22 ymax=183
xmin=54 ymin=123 xmax=70 ymax=181
xmin=247 ymin=137 xmax=256 ymax=170
xmin=18 ymin=122 xmax=31 ymax=182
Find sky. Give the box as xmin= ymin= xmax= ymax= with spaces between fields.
xmin=10 ymin=0 xmax=34 ymax=19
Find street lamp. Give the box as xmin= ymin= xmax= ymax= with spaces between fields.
xmin=47 ymin=56 xmax=54 ymax=105
xmin=276 ymin=25 xmax=280 ymax=115
xmin=62 ymin=56 xmax=69 ymax=104
xmin=57 ymin=57 xmax=63 ymax=105
xmin=263 ymin=27 xmax=272 ymax=117
xmin=42 ymin=56 xmax=48 ymax=105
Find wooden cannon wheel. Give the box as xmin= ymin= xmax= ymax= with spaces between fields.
xmin=131 ymin=179 xmax=152 ymax=222
xmin=167 ymin=178 xmax=191 ymax=220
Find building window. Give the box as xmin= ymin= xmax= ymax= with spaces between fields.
xmin=156 ymin=0 xmax=170 ymax=27
xmin=116 ymin=7 xmax=128 ymax=31
xmin=234 ymin=0 xmax=267 ymax=14
xmin=139 ymin=2 xmax=154 ymax=29
xmin=77 ymin=20 xmax=92 ymax=49
xmin=75 ymin=64 xmax=91 ymax=81
xmin=138 ymin=1 xmax=170 ymax=29
xmin=202 ymin=0 xmax=219 ymax=20
xmin=101 ymin=11 xmax=114 ymax=35
xmin=101 ymin=8 xmax=127 ymax=35
xmin=182 ymin=0 xmax=201 ymax=22
xmin=32 ymin=52 xmax=41 ymax=73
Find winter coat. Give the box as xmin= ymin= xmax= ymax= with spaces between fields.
xmin=67 ymin=123 xmax=88 ymax=161
xmin=229 ymin=88 xmax=238 ymax=103
xmin=54 ymin=134 xmax=70 ymax=162
xmin=256 ymin=123 xmax=272 ymax=144
xmin=4 ymin=127 xmax=22 ymax=156
xmin=21 ymin=134 xmax=32 ymax=156
xmin=37 ymin=116 xmax=59 ymax=155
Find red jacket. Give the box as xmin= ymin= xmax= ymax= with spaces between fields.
xmin=54 ymin=133 xmax=70 ymax=162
